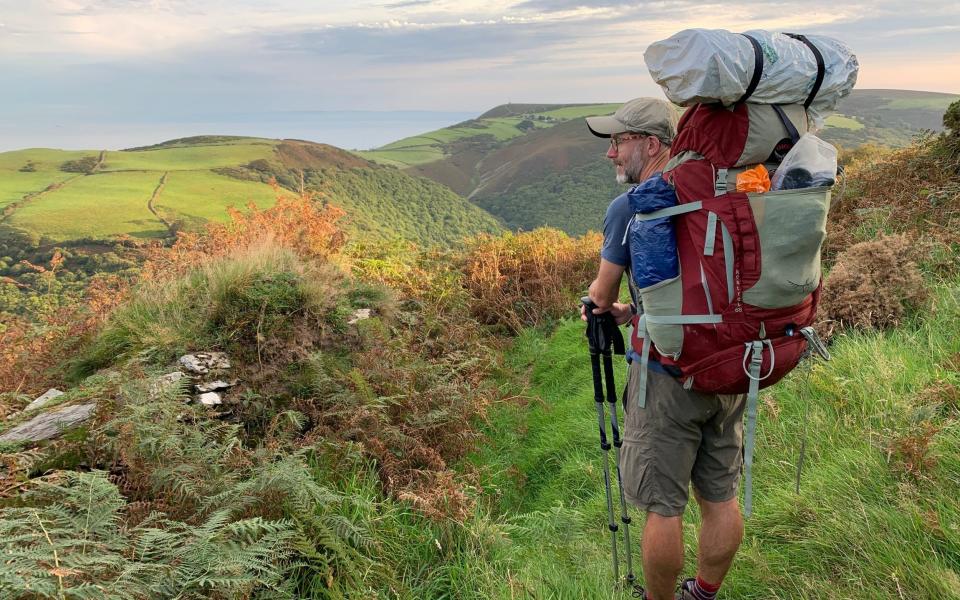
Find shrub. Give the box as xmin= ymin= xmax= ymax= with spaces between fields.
xmin=827 ymin=135 xmax=960 ymax=258
xmin=820 ymin=234 xmax=927 ymax=332
xmin=463 ymin=228 xmax=601 ymax=334
xmin=59 ymin=156 xmax=99 ymax=174
xmin=944 ymin=99 xmax=960 ymax=137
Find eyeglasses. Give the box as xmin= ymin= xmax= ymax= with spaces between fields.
xmin=609 ymin=133 xmax=648 ymax=151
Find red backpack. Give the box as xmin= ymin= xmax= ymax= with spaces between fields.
xmin=627 ymin=102 xmax=832 ymax=514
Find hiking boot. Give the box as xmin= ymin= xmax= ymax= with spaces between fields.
xmin=675 ymin=578 xmax=696 ymax=600
xmin=630 ymin=582 xmax=693 ymax=600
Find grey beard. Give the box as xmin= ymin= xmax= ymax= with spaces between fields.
xmin=616 ymin=173 xmax=628 ymax=184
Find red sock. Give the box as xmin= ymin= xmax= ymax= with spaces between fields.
xmin=687 ymin=576 xmax=721 ymax=599
xmin=696 ymin=576 xmax=721 ymax=593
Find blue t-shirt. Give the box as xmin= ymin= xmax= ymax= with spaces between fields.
xmin=600 ymin=189 xmax=667 ymax=373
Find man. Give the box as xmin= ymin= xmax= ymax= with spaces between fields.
xmin=582 ymin=98 xmax=745 ymax=600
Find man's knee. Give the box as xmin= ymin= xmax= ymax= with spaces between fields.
xmin=694 ymin=494 xmax=740 ymax=518
xmin=643 ymin=513 xmax=685 ymax=568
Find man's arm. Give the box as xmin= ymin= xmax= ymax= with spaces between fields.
xmin=583 ymin=258 xmax=633 ymax=325
xmin=589 ymin=258 xmax=625 ymax=311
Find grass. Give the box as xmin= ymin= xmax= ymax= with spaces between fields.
xmin=0 ymin=149 xmax=94 ymax=172
xmin=882 ymin=96 xmax=960 ymax=110
xmin=825 ymin=114 xmax=865 ymax=131
xmin=361 ymin=116 xmax=553 ymax=167
xmin=154 ymin=170 xmax=278 ymax=225
xmin=535 ymin=103 xmax=621 ymax=120
xmin=463 ymin=278 xmax=960 ymax=598
xmin=100 ymin=142 xmax=276 ymax=172
xmin=0 ymin=171 xmax=76 ymax=209
xmin=9 ymin=171 xmax=166 ymax=241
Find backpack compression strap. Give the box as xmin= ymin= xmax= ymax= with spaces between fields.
xmin=784 ymin=33 xmax=826 ymax=109
xmin=736 ymin=34 xmax=764 ymax=105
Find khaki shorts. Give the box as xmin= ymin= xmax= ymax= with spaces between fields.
xmin=619 ymin=362 xmax=746 ymax=517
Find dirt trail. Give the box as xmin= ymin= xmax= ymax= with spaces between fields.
xmin=147 ymin=172 xmax=175 ymax=237
xmin=92 ymin=150 xmax=106 ymax=173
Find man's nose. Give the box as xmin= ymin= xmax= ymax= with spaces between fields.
xmin=606 ymin=143 xmax=617 ymax=159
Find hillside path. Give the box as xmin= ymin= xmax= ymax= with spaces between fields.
xmin=147 ymin=172 xmax=175 ymax=237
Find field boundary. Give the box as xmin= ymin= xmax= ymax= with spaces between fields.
xmin=146 ymin=172 xmax=174 ymax=237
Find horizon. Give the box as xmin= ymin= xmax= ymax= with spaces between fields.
xmin=2 ymin=1 xmax=958 ymax=150
xmin=1 ymin=88 xmax=958 ymax=154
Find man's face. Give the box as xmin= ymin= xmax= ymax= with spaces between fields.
xmin=606 ymin=133 xmax=649 ymax=184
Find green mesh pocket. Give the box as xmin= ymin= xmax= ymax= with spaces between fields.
xmin=743 ymin=188 xmax=830 ymax=309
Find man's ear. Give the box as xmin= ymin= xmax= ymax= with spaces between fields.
xmin=645 ymin=135 xmax=661 ymax=157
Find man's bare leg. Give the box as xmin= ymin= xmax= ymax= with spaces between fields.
xmin=695 ymin=497 xmax=743 ymax=585
xmin=642 ymin=513 xmax=684 ymax=600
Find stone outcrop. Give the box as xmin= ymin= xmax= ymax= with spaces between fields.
xmin=0 ymin=403 xmax=97 ymax=443
xmin=24 ymin=389 xmax=64 ymax=412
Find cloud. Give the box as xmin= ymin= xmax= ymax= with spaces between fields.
xmin=511 ymin=0 xmax=631 ymax=11
xmin=383 ymin=0 xmax=434 ymax=7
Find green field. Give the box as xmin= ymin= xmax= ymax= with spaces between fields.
xmin=824 ymin=114 xmax=865 ymax=130
xmin=0 ymin=149 xmax=96 ymax=209
xmin=535 ymin=103 xmax=620 ymax=119
xmin=155 ymin=171 xmax=278 ymax=224
xmin=101 ymin=142 xmax=276 ymax=172
xmin=361 ymin=109 xmax=595 ymax=168
xmin=0 ymin=148 xmax=94 ymax=172
xmin=882 ymin=96 xmax=960 ymax=110
xmin=0 ymin=171 xmax=76 ymax=209
xmin=9 ymin=171 xmax=166 ymax=241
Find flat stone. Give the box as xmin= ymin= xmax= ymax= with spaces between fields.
xmin=0 ymin=403 xmax=97 ymax=443
xmin=197 ymin=392 xmax=222 ymax=406
xmin=179 ymin=352 xmax=231 ymax=375
xmin=348 ymin=308 xmax=372 ymax=325
xmin=150 ymin=372 xmax=185 ymax=396
xmin=25 ymin=389 xmax=64 ymax=412
xmin=195 ymin=379 xmax=237 ymax=393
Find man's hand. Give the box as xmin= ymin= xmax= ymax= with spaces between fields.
xmin=581 ymin=301 xmax=634 ymax=326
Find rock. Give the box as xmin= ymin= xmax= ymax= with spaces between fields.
xmin=24 ymin=389 xmax=64 ymax=412
xmin=179 ymin=352 xmax=231 ymax=375
xmin=197 ymin=392 xmax=222 ymax=406
xmin=195 ymin=379 xmax=237 ymax=393
xmin=150 ymin=372 xmax=185 ymax=396
xmin=348 ymin=308 xmax=372 ymax=325
xmin=0 ymin=403 xmax=97 ymax=443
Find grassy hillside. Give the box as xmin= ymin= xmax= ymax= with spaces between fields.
xmin=370 ymin=90 xmax=959 ymax=235
xmin=0 ymin=136 xmax=501 ymax=247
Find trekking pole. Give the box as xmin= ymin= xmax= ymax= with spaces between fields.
xmin=601 ymin=326 xmax=636 ymax=586
xmin=582 ymin=297 xmax=634 ymax=586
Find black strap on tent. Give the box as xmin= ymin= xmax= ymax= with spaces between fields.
xmin=736 ymin=33 xmax=764 ymax=105
xmin=785 ymin=33 xmax=826 ymax=109
xmin=771 ymin=104 xmax=801 ymax=144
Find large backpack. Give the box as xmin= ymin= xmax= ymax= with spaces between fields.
xmin=625 ymin=102 xmax=832 ymax=515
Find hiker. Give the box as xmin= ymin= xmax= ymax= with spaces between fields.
xmin=581 ymin=97 xmax=745 ymax=600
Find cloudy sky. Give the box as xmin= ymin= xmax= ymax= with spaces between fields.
xmin=1 ymin=1 xmax=958 ymax=149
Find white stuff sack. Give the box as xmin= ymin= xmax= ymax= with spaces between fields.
xmin=644 ymin=29 xmax=858 ymax=125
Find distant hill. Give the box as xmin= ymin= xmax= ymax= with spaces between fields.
xmin=0 ymin=136 xmax=502 ymax=249
xmin=363 ymin=90 xmax=959 ymax=235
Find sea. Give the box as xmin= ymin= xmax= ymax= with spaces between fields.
xmin=0 ymin=110 xmax=479 ymax=152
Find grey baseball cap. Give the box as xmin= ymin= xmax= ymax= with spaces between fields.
xmin=586 ymin=97 xmax=679 ymax=140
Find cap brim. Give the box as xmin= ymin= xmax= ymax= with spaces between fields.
xmin=585 ymin=115 xmax=628 ymax=138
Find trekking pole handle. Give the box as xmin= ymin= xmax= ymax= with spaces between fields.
xmin=581 ymin=296 xmax=596 ymax=311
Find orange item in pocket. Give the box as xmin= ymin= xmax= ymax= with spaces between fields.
xmin=736 ymin=164 xmax=771 ymax=193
